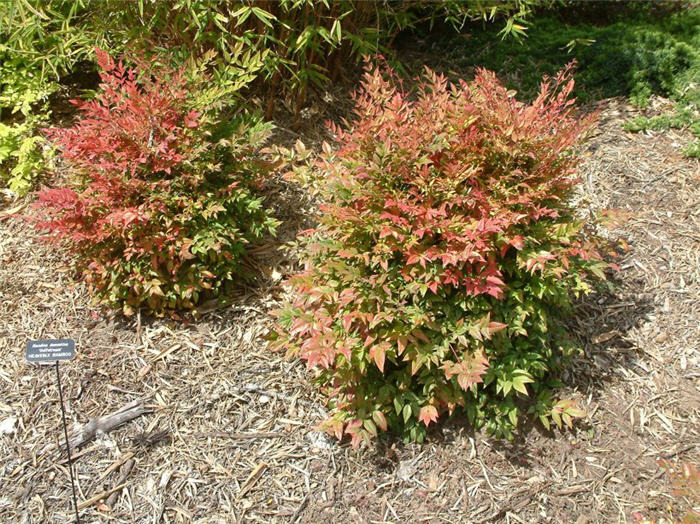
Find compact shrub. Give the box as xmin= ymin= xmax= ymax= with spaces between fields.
xmin=33 ymin=49 xmax=278 ymax=316
xmin=271 ymin=61 xmax=612 ymax=446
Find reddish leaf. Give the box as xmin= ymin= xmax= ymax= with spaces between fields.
xmin=369 ymin=344 xmax=387 ymax=372
xmin=487 ymin=322 xmax=507 ymax=334
xmin=418 ymin=405 xmax=439 ymax=427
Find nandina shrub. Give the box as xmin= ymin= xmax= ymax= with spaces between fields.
xmin=271 ymin=61 xmax=613 ymax=446
xmin=33 ymin=49 xmax=278 ymax=316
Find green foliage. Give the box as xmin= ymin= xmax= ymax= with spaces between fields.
xmin=434 ymin=6 xmax=700 ymax=155
xmin=0 ymin=53 xmax=56 ymax=194
xmin=33 ymin=51 xmax=278 ymax=316
xmin=89 ymin=0 xmax=542 ymax=105
xmin=0 ymin=0 xmax=93 ymax=195
xmin=272 ymin=62 xmax=610 ymax=446
xmin=3 ymin=0 xmax=544 ymax=113
xmin=624 ymin=104 xmax=700 ymax=158
xmin=0 ymin=0 xmax=544 ymax=194
xmin=0 ymin=0 xmax=100 ymax=78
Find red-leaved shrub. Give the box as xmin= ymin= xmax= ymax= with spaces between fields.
xmin=272 ymin=61 xmax=612 ymax=446
xmin=33 ymin=49 xmax=278 ymax=315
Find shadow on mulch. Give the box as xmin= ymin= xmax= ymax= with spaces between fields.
xmin=567 ymin=275 xmax=655 ymax=395
xmin=355 ymin=265 xmax=656 ymax=475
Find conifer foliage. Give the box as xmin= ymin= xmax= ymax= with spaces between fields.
xmin=34 ymin=49 xmax=278 ymax=315
xmin=272 ymin=61 xmax=611 ymax=445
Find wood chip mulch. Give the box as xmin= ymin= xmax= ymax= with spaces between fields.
xmin=0 ymin=98 xmax=698 ymax=523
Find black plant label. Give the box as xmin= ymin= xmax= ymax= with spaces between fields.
xmin=25 ymin=339 xmax=76 ymax=363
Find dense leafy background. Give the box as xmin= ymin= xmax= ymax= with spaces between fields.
xmin=425 ymin=5 xmax=699 ymax=155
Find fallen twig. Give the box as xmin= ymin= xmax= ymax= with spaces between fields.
xmin=63 ymin=399 xmax=149 ymax=451
xmin=97 ymin=452 xmax=135 ymax=483
xmin=106 ymin=458 xmax=135 ymax=508
xmin=196 ymin=431 xmax=283 ymax=440
xmin=238 ymin=462 xmax=267 ymax=499
xmin=77 ymin=482 xmax=128 ymax=510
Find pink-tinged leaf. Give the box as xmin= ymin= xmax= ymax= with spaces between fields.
xmin=344 ymin=419 xmax=365 ymax=448
xmin=486 ymin=286 xmax=503 ymax=299
xmin=183 ymin=110 xmax=200 ymax=128
xmin=342 ymin=313 xmax=355 ymax=331
xmin=322 ymin=419 xmax=344 ymax=441
xmin=397 ymin=336 xmax=408 ymax=355
xmin=369 ymin=344 xmax=386 ymax=372
xmin=349 ymin=432 xmax=362 ymax=449
xmin=413 ymin=329 xmax=430 ymax=343
xmin=510 ymin=236 xmax=524 ymax=250
xmin=551 ymin=399 xmax=587 ymax=429
xmin=487 ymin=322 xmax=507 ymax=334
xmin=418 ymin=405 xmax=439 ymax=427
xmin=411 ymin=357 xmax=422 ymax=376
xmin=486 ymin=275 xmax=505 ymax=287
xmin=379 ymin=226 xmax=394 ymax=239
xmin=442 ymin=350 xmax=489 ymax=391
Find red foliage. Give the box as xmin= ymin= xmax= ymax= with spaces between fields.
xmin=274 ymin=60 xmax=609 ymax=446
xmin=317 ymin=62 xmax=596 ymax=304
xmin=33 ymin=49 xmax=276 ymax=314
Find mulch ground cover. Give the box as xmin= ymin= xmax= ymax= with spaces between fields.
xmin=0 ymin=81 xmax=698 ymax=522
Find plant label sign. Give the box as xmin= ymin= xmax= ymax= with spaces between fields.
xmin=26 ymin=339 xmax=76 ymax=363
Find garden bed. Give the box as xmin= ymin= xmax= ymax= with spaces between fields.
xmin=0 ymin=96 xmax=698 ymax=522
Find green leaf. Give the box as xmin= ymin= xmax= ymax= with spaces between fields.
xmin=402 ymin=404 xmax=412 ymax=424
xmin=330 ymin=19 xmax=342 ymax=42
xmin=250 ymin=7 xmax=276 ymax=28
xmin=363 ymin=419 xmax=377 ymax=437
xmin=508 ymin=408 xmax=517 ymax=426
xmin=512 ymin=377 xmax=529 ymax=395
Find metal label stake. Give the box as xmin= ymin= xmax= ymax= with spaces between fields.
xmin=26 ymin=339 xmax=80 ymax=523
